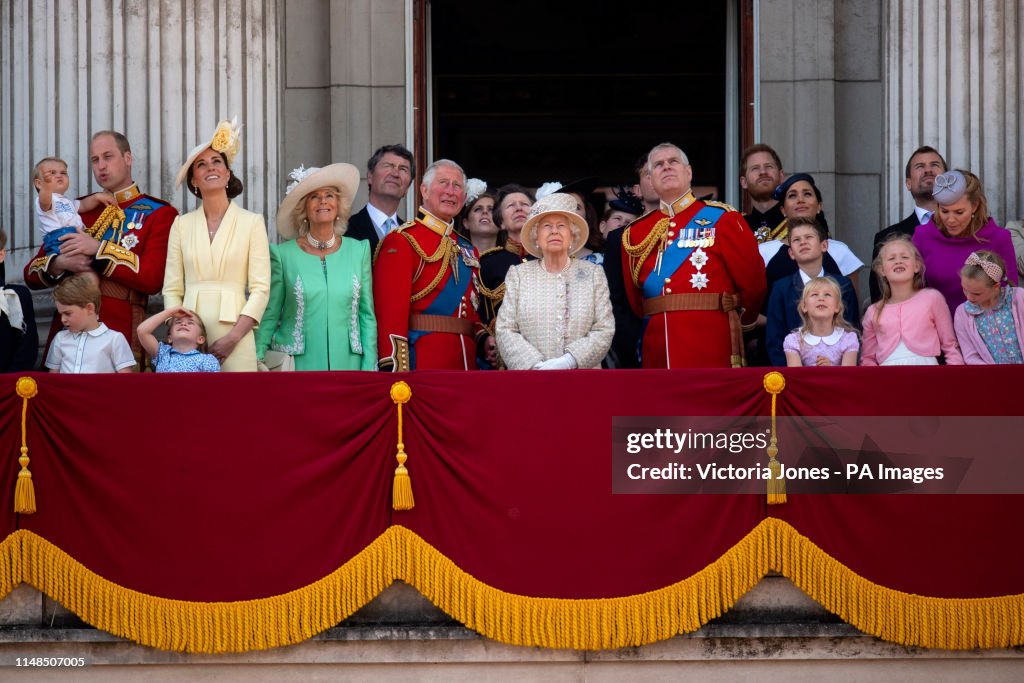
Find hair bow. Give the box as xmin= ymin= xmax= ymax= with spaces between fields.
xmin=965 ymin=251 xmax=1005 ymax=284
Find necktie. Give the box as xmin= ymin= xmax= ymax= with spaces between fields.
xmin=922 ymin=211 xmax=933 ymax=224
xmin=382 ymin=216 xmax=397 ymax=234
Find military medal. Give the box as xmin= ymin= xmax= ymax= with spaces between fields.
xmin=120 ymin=233 xmax=140 ymax=250
xmin=689 ymin=243 xmax=709 ymax=291
xmin=460 ymin=245 xmax=480 ymax=269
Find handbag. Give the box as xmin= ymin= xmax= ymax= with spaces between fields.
xmin=261 ymin=350 xmax=295 ymax=372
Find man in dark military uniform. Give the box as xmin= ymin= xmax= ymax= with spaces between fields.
xmin=739 ymin=143 xmax=786 ymax=243
xmin=24 ymin=130 xmax=177 ymax=366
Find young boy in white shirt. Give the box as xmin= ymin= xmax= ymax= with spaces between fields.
xmin=45 ymin=274 xmax=136 ymax=374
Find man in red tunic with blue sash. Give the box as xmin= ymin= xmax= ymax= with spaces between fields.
xmin=621 ymin=143 xmax=766 ymax=368
xmin=373 ymin=159 xmax=488 ymax=371
xmin=24 ymin=131 xmax=177 ymax=366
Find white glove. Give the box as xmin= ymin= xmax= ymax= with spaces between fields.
xmin=535 ymin=353 xmax=577 ymax=370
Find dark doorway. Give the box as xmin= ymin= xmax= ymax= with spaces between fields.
xmin=429 ymin=1 xmax=732 ymax=193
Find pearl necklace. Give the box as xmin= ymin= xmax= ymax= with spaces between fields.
xmin=306 ymin=232 xmax=337 ymax=250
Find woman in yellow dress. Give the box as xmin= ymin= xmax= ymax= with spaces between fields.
xmin=163 ymin=118 xmax=271 ymax=371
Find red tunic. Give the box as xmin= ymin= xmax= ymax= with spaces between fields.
xmin=373 ymin=208 xmax=485 ymax=370
xmin=621 ymin=193 xmax=766 ymax=368
xmin=24 ymin=185 xmax=177 ymax=363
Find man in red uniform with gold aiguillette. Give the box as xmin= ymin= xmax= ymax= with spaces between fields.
xmin=373 ymin=159 xmax=489 ymax=371
xmin=24 ymin=131 xmax=177 ymax=366
xmin=621 ymin=143 xmax=766 ymax=368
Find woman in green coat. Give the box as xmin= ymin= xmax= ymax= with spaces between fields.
xmin=256 ymin=163 xmax=377 ymax=370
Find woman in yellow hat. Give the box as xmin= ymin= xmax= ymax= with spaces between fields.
xmin=163 ymin=118 xmax=271 ymax=372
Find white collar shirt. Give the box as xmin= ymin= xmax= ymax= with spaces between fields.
xmin=365 ymin=202 xmax=400 ymax=241
xmin=44 ymin=323 xmax=137 ymax=373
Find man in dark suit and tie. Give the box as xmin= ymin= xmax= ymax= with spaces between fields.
xmin=346 ymin=144 xmax=415 ymax=255
xmin=869 ymin=146 xmax=947 ymax=302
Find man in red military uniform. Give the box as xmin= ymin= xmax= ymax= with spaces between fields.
xmin=621 ymin=143 xmax=766 ymax=368
xmin=25 ymin=130 xmax=178 ymax=366
xmin=373 ymin=159 xmax=490 ymax=371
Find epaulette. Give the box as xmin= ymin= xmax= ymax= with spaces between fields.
xmin=138 ymin=194 xmax=170 ymax=207
xmin=703 ymin=200 xmax=738 ymax=213
xmin=395 ymin=219 xmax=417 ymax=233
xmin=479 ymin=246 xmax=504 ymax=259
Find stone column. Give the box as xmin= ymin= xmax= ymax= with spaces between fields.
xmin=0 ymin=0 xmax=282 ymax=271
xmin=282 ymin=0 xmax=410 ymax=218
xmin=885 ymin=0 xmax=1022 ymax=226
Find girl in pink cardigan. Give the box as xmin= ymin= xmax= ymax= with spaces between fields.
xmin=954 ymin=251 xmax=1024 ymax=364
xmin=862 ymin=236 xmax=964 ymax=366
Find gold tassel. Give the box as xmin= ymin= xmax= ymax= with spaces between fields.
xmin=762 ymin=371 xmax=786 ymax=505
xmin=14 ymin=377 xmax=39 ymax=514
xmin=390 ymin=381 xmax=414 ymax=510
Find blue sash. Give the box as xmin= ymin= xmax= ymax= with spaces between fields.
xmin=641 ymin=205 xmax=725 ymax=299
xmin=96 ymin=198 xmax=164 ymax=242
xmin=408 ymin=237 xmax=473 ymax=368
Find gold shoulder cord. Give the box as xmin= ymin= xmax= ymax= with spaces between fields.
xmin=402 ymin=232 xmax=457 ymax=303
xmin=770 ymin=217 xmax=790 ymax=242
xmin=476 ymin=279 xmax=505 ymax=302
xmin=622 ymin=218 xmax=670 ymax=286
xmin=86 ymin=204 xmax=127 ymax=240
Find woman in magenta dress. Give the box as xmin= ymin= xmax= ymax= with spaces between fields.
xmin=913 ymin=169 xmax=1018 ymax=315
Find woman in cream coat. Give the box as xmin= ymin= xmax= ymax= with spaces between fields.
xmin=163 ymin=118 xmax=270 ymax=372
xmin=496 ymin=193 xmax=613 ymax=370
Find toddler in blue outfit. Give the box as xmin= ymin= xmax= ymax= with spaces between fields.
xmin=34 ymin=157 xmax=115 ymax=255
xmin=137 ymin=307 xmax=220 ymax=373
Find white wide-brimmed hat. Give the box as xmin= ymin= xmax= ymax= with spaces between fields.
xmin=521 ymin=193 xmax=589 ymax=258
xmin=174 ymin=117 xmax=243 ymax=190
xmin=275 ymin=163 xmax=361 ymax=239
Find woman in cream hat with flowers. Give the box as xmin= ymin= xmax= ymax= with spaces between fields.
xmin=162 ymin=118 xmax=271 ymax=371
xmin=254 ymin=162 xmax=377 ymax=370
xmin=496 ymin=193 xmax=614 ymax=370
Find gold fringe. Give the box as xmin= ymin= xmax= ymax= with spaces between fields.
xmin=390 ymin=382 xmax=414 ymax=511
xmin=762 ymin=371 xmax=787 ymax=505
xmin=14 ymin=377 xmax=38 ymax=514
xmin=0 ymin=519 xmax=1021 ymax=653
